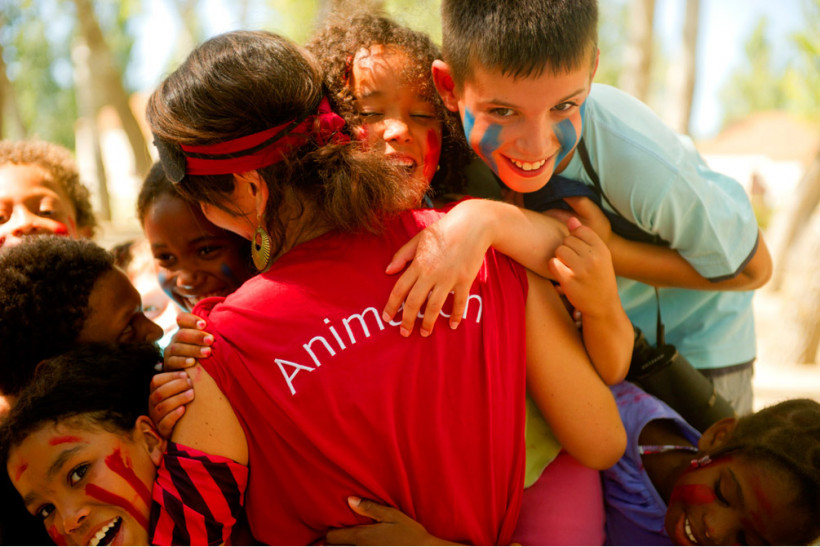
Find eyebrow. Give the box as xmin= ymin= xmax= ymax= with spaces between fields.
xmin=355 ymin=90 xmax=384 ymax=100
xmin=487 ymin=87 xmax=587 ymax=109
xmin=21 ymin=446 xmax=84 ymax=506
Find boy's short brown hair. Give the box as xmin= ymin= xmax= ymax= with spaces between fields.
xmin=441 ymin=0 xmax=598 ymax=86
xmin=0 ymin=139 xmax=97 ymax=236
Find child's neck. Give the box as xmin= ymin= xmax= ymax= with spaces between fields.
xmin=639 ymin=419 xmax=701 ymax=504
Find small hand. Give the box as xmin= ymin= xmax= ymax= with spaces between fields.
xmin=548 ymin=216 xmax=619 ymax=319
xmin=148 ymin=371 xmax=194 ymax=439
xmin=163 ymin=313 xmax=213 ymax=371
xmin=382 ymin=204 xmax=489 ymax=338
xmin=326 ymin=497 xmax=449 ymax=546
xmin=562 ymin=196 xmax=613 ymax=245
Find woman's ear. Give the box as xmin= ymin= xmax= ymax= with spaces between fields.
xmin=432 ymin=60 xmax=460 ymax=113
xmin=233 ymin=171 xmax=270 ymax=225
xmin=135 ymin=415 xmax=167 ymax=467
xmin=698 ymin=417 xmax=737 ymax=452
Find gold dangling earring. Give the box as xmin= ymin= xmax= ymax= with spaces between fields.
xmin=251 ymin=225 xmax=272 ymax=272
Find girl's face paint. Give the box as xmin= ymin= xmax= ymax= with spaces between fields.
xmin=349 ymin=44 xmax=443 ymax=189
xmin=49 ymin=435 xmax=82 ymax=446
xmin=143 ymin=194 xmax=254 ymax=311
xmin=664 ymin=454 xmax=806 ymax=546
xmin=453 ymin=62 xmax=593 ymax=194
xmin=47 ymin=524 xmax=68 ymax=546
xmin=7 ymin=420 xmax=159 ymax=546
xmin=0 ymin=164 xmax=80 ymax=249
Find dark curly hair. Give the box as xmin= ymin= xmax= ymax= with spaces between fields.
xmin=710 ymin=398 xmax=820 ymax=544
xmin=306 ymin=8 xmax=472 ymax=199
xmin=0 ymin=236 xmax=114 ymax=396
xmin=0 ymin=139 xmax=97 ymax=236
xmin=0 ymin=342 xmax=160 ymax=465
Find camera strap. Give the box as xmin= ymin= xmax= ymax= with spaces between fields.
xmin=576 ymin=138 xmax=666 ymax=347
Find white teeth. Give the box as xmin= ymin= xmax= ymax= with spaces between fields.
xmin=511 ymin=158 xmax=547 ymax=171
xmin=89 ymin=517 xmax=120 ymax=546
xmin=684 ymin=517 xmax=698 ymax=544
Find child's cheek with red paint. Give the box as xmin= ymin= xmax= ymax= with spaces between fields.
xmin=422 ymin=129 xmax=442 ymax=183
xmin=47 ymin=524 xmax=68 ymax=546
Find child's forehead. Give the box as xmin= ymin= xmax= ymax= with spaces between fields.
xmin=0 ymin=163 xmax=72 ymax=202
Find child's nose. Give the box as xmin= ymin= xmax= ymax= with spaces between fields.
xmin=382 ymin=118 xmax=411 ymax=143
xmin=516 ymin=117 xmax=553 ymax=158
xmin=10 ymin=207 xmax=46 ymax=237
xmin=60 ymin=503 xmax=90 ymax=535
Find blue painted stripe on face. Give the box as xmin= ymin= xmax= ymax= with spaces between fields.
xmin=463 ymin=108 xmax=501 ymax=175
xmin=479 ymin=123 xmax=502 ymax=174
xmin=463 ymin=108 xmax=475 ymax=142
xmin=220 ymin=262 xmax=242 ymax=288
xmin=156 ymin=271 xmax=176 ymax=302
xmin=552 ymin=100 xmax=587 ymax=174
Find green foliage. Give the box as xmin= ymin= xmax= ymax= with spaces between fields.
xmin=719 ymin=0 xmax=820 ymax=129
xmin=1 ymin=0 xmax=77 ymax=146
xmin=595 ymin=0 xmax=628 ymax=86
xmin=384 ymin=0 xmax=442 ymax=45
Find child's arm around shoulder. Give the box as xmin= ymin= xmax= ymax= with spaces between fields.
xmin=525 ymin=269 xmax=626 ymax=470
xmin=562 ymin=196 xmax=773 ymax=290
xmin=383 ymin=198 xmax=569 ymax=336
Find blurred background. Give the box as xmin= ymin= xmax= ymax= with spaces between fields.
xmin=1 ymin=0 xmax=818 ymax=404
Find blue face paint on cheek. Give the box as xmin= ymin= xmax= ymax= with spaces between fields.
xmin=220 ymin=262 xmax=243 ymax=290
xmin=552 ymin=100 xmax=587 ymax=174
xmin=463 ymin=108 xmax=503 ymax=175
xmin=479 ymin=124 xmax=503 ymax=175
xmin=463 ymin=108 xmax=475 ymax=142
xmin=156 ymin=271 xmax=176 ymax=302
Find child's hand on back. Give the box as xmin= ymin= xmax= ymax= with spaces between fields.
xmin=325 ymin=496 xmax=456 ymax=546
xmin=382 ymin=205 xmax=491 ymax=338
xmin=548 ymin=216 xmax=620 ymax=321
xmin=149 ymin=371 xmax=194 ymax=439
xmin=163 ymin=312 xmax=214 ymax=371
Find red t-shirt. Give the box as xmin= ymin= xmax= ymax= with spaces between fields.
xmin=193 ymin=208 xmax=529 ymax=545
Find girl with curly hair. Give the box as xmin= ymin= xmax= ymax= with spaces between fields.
xmin=306 ymin=9 xmax=473 ymax=204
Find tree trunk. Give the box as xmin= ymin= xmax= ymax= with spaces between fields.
xmin=0 ymin=38 xmax=27 ymax=139
xmin=619 ymin=0 xmax=655 ymax=103
xmin=676 ymin=0 xmax=700 ymax=134
xmin=72 ymin=35 xmax=111 ymax=221
xmin=72 ymin=0 xmax=152 ymax=177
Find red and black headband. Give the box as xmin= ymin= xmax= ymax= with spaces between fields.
xmin=154 ymin=97 xmax=350 ymax=183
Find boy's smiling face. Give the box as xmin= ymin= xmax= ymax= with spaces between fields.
xmin=434 ymin=57 xmax=595 ymax=194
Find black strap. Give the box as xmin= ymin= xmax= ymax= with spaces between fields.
xmin=578 ymin=138 xmax=666 ymax=346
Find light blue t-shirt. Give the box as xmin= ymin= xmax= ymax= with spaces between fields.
xmin=560 ymin=84 xmax=758 ymax=370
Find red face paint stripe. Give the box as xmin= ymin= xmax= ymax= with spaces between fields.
xmin=14 ymin=462 xmax=28 ymax=481
xmin=105 ymin=448 xmax=152 ymax=506
xmin=670 ymin=484 xmax=717 ymax=505
xmin=52 ymin=222 xmax=70 ymax=236
xmin=47 ymin=524 xmax=68 ymax=546
xmin=85 ymin=484 xmax=148 ymax=529
xmin=48 ymin=435 xmax=82 ymax=446
xmin=423 ymin=129 xmax=442 ymax=183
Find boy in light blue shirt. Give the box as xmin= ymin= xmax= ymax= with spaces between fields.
xmin=430 ymin=0 xmax=771 ymax=414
